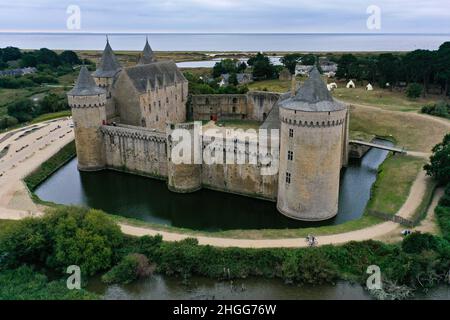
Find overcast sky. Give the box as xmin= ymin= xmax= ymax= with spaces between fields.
xmin=1 ymin=0 xmax=450 ymax=33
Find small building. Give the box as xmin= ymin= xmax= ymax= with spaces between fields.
xmin=366 ymin=83 xmax=373 ymax=91
xmin=0 ymin=67 xmax=37 ymax=77
xmin=295 ymin=65 xmax=314 ymax=76
xmin=219 ymin=73 xmax=253 ymax=86
xmin=346 ymin=80 xmax=356 ymax=89
xmin=279 ymin=68 xmax=292 ymax=81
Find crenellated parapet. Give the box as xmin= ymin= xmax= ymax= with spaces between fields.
xmin=100 ymin=125 xmax=166 ymax=144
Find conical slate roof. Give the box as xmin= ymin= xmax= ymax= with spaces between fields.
xmin=279 ymin=67 xmax=346 ymax=112
xmin=138 ymin=38 xmax=156 ymax=65
xmin=93 ymin=39 xmax=121 ymax=78
xmin=68 ymin=66 xmax=106 ymax=96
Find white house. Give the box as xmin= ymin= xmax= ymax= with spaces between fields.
xmin=366 ymin=83 xmax=373 ymax=91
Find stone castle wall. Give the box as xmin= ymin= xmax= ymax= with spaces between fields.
xmin=101 ymin=125 xmax=168 ymax=179
xmin=190 ymin=91 xmax=280 ymax=122
xmin=99 ymin=123 xmax=279 ymax=201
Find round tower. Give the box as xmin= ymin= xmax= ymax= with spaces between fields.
xmin=166 ymin=122 xmax=202 ymax=193
xmin=67 ymin=66 xmax=107 ymax=171
xmin=277 ymin=67 xmax=348 ymax=221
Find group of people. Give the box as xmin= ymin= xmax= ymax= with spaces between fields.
xmin=306 ymin=234 xmax=317 ymax=247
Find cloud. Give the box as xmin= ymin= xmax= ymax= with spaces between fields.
xmin=0 ymin=0 xmax=449 ymax=33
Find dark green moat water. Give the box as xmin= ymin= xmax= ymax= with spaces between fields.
xmin=86 ymin=275 xmax=450 ymax=300
xmin=35 ymin=140 xmax=391 ymax=231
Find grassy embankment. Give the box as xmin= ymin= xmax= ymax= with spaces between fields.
xmin=24 ymin=140 xmax=76 ymax=192
xmin=366 ymin=155 xmax=436 ymax=221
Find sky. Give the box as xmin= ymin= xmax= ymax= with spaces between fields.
xmin=1 ymin=0 xmax=450 ymax=33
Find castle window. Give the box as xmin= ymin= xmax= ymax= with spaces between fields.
xmin=175 ymin=95 xmax=178 ymax=101
xmin=288 ymin=151 xmax=293 ymax=161
xmin=233 ymin=98 xmax=238 ymax=104
xmin=232 ymin=106 xmax=236 ymax=113
xmin=166 ymin=97 xmax=169 ymax=104
xmin=286 ymin=172 xmax=291 ymax=184
xmin=158 ymin=101 xmax=161 ymax=108
xmin=156 ymin=115 xmax=159 ymax=122
xmin=289 ymin=129 xmax=294 ymax=138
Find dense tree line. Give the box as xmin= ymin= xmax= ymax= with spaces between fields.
xmin=0 ymin=46 xmax=81 ymax=70
xmin=335 ymin=42 xmax=450 ymax=96
xmin=2 ymin=93 xmax=69 ymax=126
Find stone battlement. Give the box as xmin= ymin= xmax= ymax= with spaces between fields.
xmin=101 ymin=125 xmax=166 ymax=143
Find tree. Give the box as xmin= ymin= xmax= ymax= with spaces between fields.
xmin=436 ymin=42 xmax=450 ymax=96
xmin=36 ymin=48 xmax=61 ymax=67
xmin=0 ymin=207 xmax=124 ymax=276
xmin=377 ymin=53 xmax=401 ymax=88
xmin=228 ymin=73 xmax=238 ymax=86
xmin=59 ymin=50 xmax=81 ymax=65
xmin=212 ymin=59 xmax=237 ymax=78
xmin=248 ymin=53 xmax=277 ymax=80
xmin=301 ymin=54 xmax=316 ymax=66
xmin=37 ymin=93 xmax=68 ymax=114
xmin=424 ymin=133 xmax=450 ymax=185
xmin=280 ymin=53 xmax=302 ymax=74
xmin=403 ymin=50 xmax=435 ymax=95
xmin=406 ymin=83 xmax=423 ymax=99
xmin=1 ymin=46 xmax=22 ymax=62
xmin=7 ymin=99 xmax=35 ymax=123
xmin=336 ymin=54 xmax=358 ymax=79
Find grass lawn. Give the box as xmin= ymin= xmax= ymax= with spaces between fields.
xmin=333 ymin=87 xmax=442 ymax=112
xmin=248 ymin=79 xmax=292 ymax=93
xmin=366 ymin=155 xmax=426 ymax=216
xmin=31 ymin=110 xmax=72 ymax=124
xmin=349 ymin=105 xmax=450 ymax=152
xmin=24 ymin=141 xmax=76 ymax=191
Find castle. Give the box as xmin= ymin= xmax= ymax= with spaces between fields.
xmin=68 ymin=39 xmax=349 ymax=222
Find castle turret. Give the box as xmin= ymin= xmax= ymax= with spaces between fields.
xmin=166 ymin=122 xmax=202 ymax=193
xmin=277 ymin=67 xmax=348 ymax=221
xmin=68 ymin=66 xmax=107 ymax=171
xmin=138 ymin=37 xmax=157 ymax=65
xmin=92 ymin=39 xmax=121 ymax=120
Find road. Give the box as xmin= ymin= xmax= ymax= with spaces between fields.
xmin=0 ymin=118 xmax=74 ymax=219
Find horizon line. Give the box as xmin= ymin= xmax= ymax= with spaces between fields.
xmin=1 ymin=31 xmax=450 ymax=36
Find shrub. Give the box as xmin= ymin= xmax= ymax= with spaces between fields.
xmin=436 ymin=205 xmax=450 ymax=241
xmin=406 ymin=83 xmax=423 ymax=98
xmin=0 ymin=266 xmax=96 ymax=300
xmin=402 ymin=232 xmax=440 ymax=254
xmin=0 ymin=207 xmax=124 ymax=276
xmin=102 ymin=253 xmax=154 ymax=284
xmin=424 ymin=133 xmax=450 ymax=185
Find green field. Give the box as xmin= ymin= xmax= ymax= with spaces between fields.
xmin=333 ymin=87 xmax=441 ymax=112
xmin=366 ymin=155 xmax=426 ymax=216
xmin=349 ymin=105 xmax=450 ymax=152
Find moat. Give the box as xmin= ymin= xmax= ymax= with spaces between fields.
xmin=35 ymin=140 xmax=391 ymax=231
